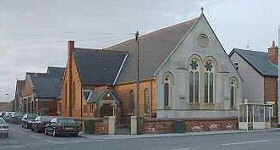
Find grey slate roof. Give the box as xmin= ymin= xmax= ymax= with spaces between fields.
xmin=73 ymin=48 xmax=128 ymax=85
xmin=87 ymin=87 xmax=120 ymax=103
xmin=29 ymin=75 xmax=61 ymax=99
xmin=106 ymin=17 xmax=199 ymax=83
xmin=231 ymin=48 xmax=278 ymax=77
xmin=47 ymin=67 xmax=65 ymax=79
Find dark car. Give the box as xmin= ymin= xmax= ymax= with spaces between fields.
xmin=21 ymin=113 xmax=37 ymax=129
xmin=9 ymin=112 xmax=24 ymax=124
xmin=44 ymin=117 xmax=79 ymax=137
xmin=31 ymin=116 xmax=53 ymax=133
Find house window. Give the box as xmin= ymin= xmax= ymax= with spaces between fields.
xmin=164 ymin=75 xmax=172 ymax=108
xmin=144 ymin=88 xmax=150 ymax=114
xmin=189 ymin=60 xmax=199 ymax=103
xmin=72 ymin=82 xmax=76 ymax=110
xmin=230 ymin=78 xmax=237 ymax=108
xmin=234 ymin=62 xmax=239 ymax=71
xmin=90 ymin=104 xmax=94 ymax=113
xmin=204 ymin=61 xmax=214 ymax=103
xmin=130 ymin=90 xmax=135 ymax=114
xmin=84 ymin=104 xmax=87 ymax=113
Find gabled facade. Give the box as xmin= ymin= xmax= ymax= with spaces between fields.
xmin=229 ymin=41 xmax=278 ymax=121
xmin=61 ymin=11 xmax=242 ymax=122
xmin=14 ymin=80 xmax=25 ymax=112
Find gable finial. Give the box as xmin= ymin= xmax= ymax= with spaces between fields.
xmin=201 ymin=7 xmax=204 ymax=14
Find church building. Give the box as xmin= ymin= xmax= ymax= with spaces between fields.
xmin=60 ymin=10 xmax=242 ymax=128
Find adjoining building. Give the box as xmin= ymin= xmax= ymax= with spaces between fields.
xmin=20 ymin=67 xmax=65 ymax=116
xmin=229 ymin=41 xmax=278 ymax=125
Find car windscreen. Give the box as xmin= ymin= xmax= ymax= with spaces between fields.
xmin=58 ymin=118 xmax=75 ymax=123
xmin=42 ymin=116 xmax=52 ymax=122
xmin=0 ymin=118 xmax=6 ymax=124
xmin=27 ymin=114 xmax=37 ymax=119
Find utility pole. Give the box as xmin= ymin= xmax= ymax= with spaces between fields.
xmin=135 ymin=31 xmax=140 ymax=116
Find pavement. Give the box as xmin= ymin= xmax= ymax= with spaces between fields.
xmin=79 ymin=128 xmax=280 ymax=140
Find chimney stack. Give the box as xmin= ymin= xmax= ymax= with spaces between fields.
xmin=268 ymin=41 xmax=278 ymax=65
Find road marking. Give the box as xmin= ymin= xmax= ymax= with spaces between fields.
xmin=221 ymin=139 xmax=268 ymax=146
xmin=171 ymin=148 xmax=191 ymax=150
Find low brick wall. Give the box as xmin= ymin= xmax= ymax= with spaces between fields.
xmin=139 ymin=117 xmax=238 ymax=134
xmin=186 ymin=117 xmax=238 ymax=131
xmin=74 ymin=117 xmax=109 ymax=135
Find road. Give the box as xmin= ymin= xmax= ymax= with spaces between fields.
xmin=1 ymin=123 xmax=280 ymax=150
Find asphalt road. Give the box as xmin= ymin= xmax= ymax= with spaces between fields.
xmin=1 ymin=123 xmax=280 ymax=150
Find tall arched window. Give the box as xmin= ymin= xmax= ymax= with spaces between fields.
xmin=164 ymin=75 xmax=172 ymax=108
xmin=189 ymin=59 xmax=200 ymax=103
xmin=144 ymin=88 xmax=150 ymax=114
xmin=204 ymin=61 xmax=214 ymax=103
xmin=130 ymin=90 xmax=135 ymax=114
xmin=230 ymin=78 xmax=237 ymax=108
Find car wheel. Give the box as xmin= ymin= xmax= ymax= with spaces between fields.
xmin=52 ymin=129 xmax=57 ymax=137
xmin=73 ymin=133 xmax=78 ymax=137
xmin=31 ymin=127 xmax=34 ymax=131
xmin=5 ymin=134 xmax=8 ymax=138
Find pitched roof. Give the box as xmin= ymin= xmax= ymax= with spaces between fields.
xmin=230 ymin=48 xmax=278 ymax=77
xmin=87 ymin=86 xmax=120 ymax=104
xmin=106 ymin=17 xmax=199 ymax=83
xmin=73 ymin=48 xmax=128 ymax=85
xmin=29 ymin=75 xmax=61 ymax=99
xmin=47 ymin=67 xmax=65 ymax=79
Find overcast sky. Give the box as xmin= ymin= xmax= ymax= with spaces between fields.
xmin=0 ymin=0 xmax=279 ymax=102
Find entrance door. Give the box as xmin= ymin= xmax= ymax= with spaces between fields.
xmin=100 ymin=104 xmax=113 ymax=117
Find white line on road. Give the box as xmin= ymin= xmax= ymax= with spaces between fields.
xmin=170 ymin=148 xmax=191 ymax=150
xmin=221 ymin=139 xmax=268 ymax=146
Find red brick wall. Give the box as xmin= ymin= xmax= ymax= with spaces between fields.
xmin=185 ymin=118 xmax=238 ymax=131
xmin=139 ymin=117 xmax=238 ymax=134
xmin=264 ymin=77 xmax=277 ymax=103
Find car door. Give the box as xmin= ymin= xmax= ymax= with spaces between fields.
xmin=48 ymin=118 xmax=58 ymax=133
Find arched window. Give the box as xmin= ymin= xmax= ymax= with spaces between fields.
xmin=230 ymin=78 xmax=237 ymax=108
xmin=164 ymin=75 xmax=172 ymax=108
xmin=189 ymin=59 xmax=200 ymax=103
xmin=204 ymin=60 xmax=214 ymax=103
xmin=144 ymin=88 xmax=150 ymax=114
xmin=130 ymin=90 xmax=135 ymax=114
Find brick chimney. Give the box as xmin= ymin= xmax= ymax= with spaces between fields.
xmin=268 ymin=41 xmax=278 ymax=65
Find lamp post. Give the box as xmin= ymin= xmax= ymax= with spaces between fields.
xmin=135 ymin=31 xmax=140 ymax=116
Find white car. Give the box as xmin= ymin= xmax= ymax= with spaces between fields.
xmin=0 ymin=117 xmax=9 ymax=138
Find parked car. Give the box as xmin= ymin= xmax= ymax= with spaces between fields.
xmin=31 ymin=116 xmax=53 ymax=133
xmin=0 ymin=117 xmax=9 ymax=138
xmin=0 ymin=111 xmax=5 ymax=117
xmin=21 ymin=113 xmax=37 ymax=129
xmin=9 ymin=112 xmax=24 ymax=124
xmin=44 ymin=117 xmax=79 ymax=137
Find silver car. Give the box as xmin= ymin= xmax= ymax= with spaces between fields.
xmin=0 ymin=117 xmax=9 ymax=138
